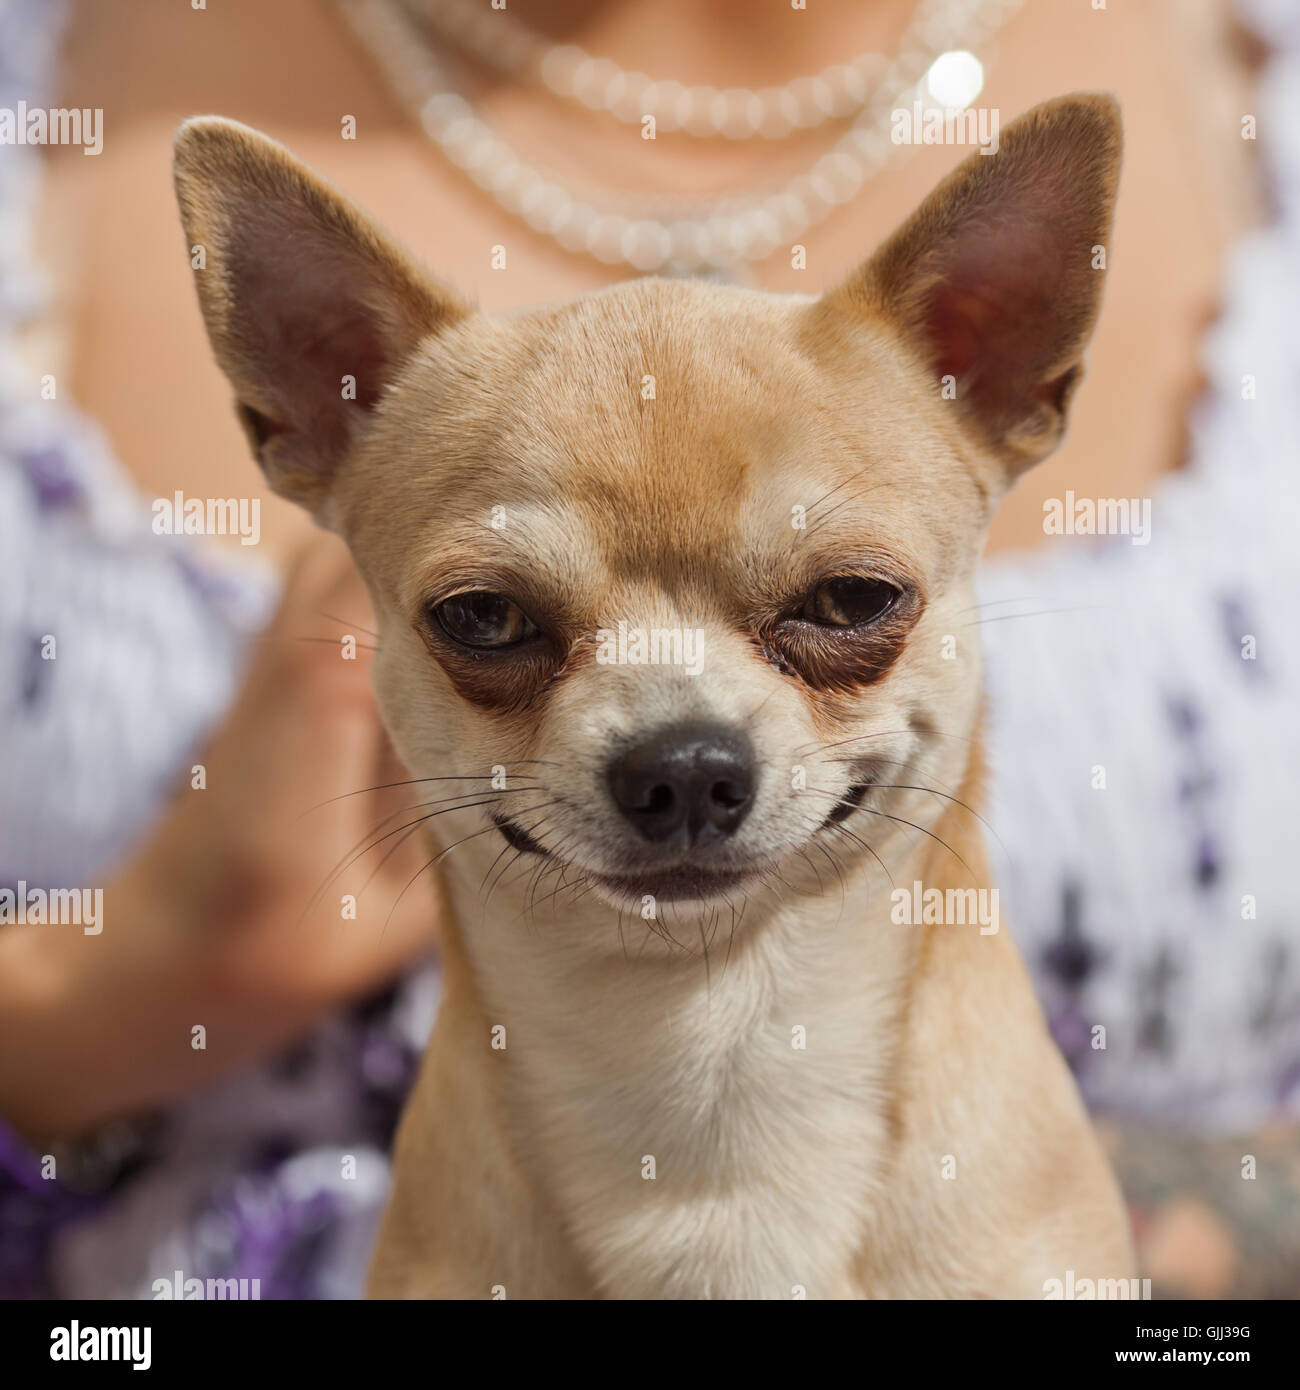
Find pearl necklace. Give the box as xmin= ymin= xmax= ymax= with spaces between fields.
xmin=409 ymin=0 xmax=966 ymax=140
xmin=338 ymin=0 xmax=1024 ymax=275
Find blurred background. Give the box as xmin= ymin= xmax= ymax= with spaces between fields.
xmin=1 ymin=0 xmax=1297 ymax=1299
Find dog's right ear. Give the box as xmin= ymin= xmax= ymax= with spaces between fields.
xmin=173 ymin=117 xmax=469 ymax=519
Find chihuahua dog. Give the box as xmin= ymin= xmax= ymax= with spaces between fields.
xmin=174 ymin=93 xmax=1133 ymax=1298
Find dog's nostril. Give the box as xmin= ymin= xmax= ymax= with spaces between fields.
xmin=608 ymin=723 xmax=756 ymax=846
xmin=711 ymin=780 xmax=746 ymax=809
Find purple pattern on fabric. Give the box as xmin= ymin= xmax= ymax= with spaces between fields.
xmin=20 ymin=631 xmax=51 ymax=708
xmin=0 ymin=1122 xmax=106 ymax=1299
xmin=1220 ymin=595 xmax=1265 ymax=680
xmin=20 ymin=446 xmax=84 ymax=512
xmin=197 ymin=1177 xmax=344 ymax=1302
xmin=1279 ymin=1057 xmax=1300 ymax=1108
xmin=1040 ymin=882 xmax=1109 ymax=1080
xmin=1164 ymin=694 xmax=1223 ymax=891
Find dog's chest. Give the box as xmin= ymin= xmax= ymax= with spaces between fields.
xmin=499 ymin=919 xmax=909 ymax=1298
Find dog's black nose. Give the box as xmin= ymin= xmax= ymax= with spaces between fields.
xmin=608 ymin=723 xmax=756 ymax=845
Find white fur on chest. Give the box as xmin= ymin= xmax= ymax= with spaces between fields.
xmin=459 ymin=874 xmax=914 ymax=1298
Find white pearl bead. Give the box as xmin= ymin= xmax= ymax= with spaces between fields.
xmin=587 ymin=213 xmax=632 ymax=264
xmin=765 ymin=191 xmax=807 ymax=232
xmin=786 ymin=77 xmax=823 ymax=128
xmin=744 ymin=208 xmax=783 ymax=259
xmin=895 ymin=46 xmax=934 ymax=85
xmin=465 ymin=139 xmax=500 ymax=184
xmin=420 ymin=92 xmax=469 ymax=135
xmin=440 ymin=117 xmax=479 ymax=161
xmin=519 ymin=181 xmax=561 ymax=231
xmin=823 ymin=64 xmax=868 ymax=114
xmin=819 ymin=150 xmax=864 ymax=203
xmin=807 ymin=166 xmax=841 ymax=207
xmin=552 ymin=207 xmax=589 ymax=253
xmin=575 ymin=57 xmax=620 ymax=110
xmin=489 ymin=158 xmax=524 ymax=204
xmin=851 ymin=126 xmax=889 ymax=163
xmin=622 ymin=220 xmax=673 ymax=272
xmin=720 ymin=88 xmax=763 ymax=140
xmin=603 ymin=70 xmax=631 ymax=113
xmin=755 ymin=88 xmax=793 ymax=140
xmin=539 ymin=44 xmax=584 ymax=94
xmin=704 ymin=214 xmax=737 ymax=264
xmin=667 ymin=218 xmax=709 ymax=269
xmin=776 ymin=87 xmax=804 ymax=130
xmin=682 ymin=87 xmax=718 ymax=138
xmin=788 ymin=173 xmax=830 ymax=220
xmin=647 ymin=80 xmax=684 ymax=133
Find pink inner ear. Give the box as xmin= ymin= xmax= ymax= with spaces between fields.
xmin=926 ymin=286 xmax=995 ymax=381
xmin=223 ymin=200 xmax=410 ymax=465
xmin=922 ymin=209 xmax=1069 ymax=415
xmin=837 ymin=96 xmax=1119 ymax=465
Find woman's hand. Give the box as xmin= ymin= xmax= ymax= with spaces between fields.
xmin=144 ymin=532 xmax=444 ymax=1001
xmin=0 ymin=536 xmax=442 ymax=1141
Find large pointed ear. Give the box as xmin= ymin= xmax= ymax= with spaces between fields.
xmin=823 ymin=93 xmax=1121 ymax=481
xmin=173 ymin=117 xmax=469 ymax=518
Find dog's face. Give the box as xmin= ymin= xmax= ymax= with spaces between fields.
xmin=175 ymin=96 xmax=1119 ymax=917
xmin=342 ymin=285 xmax=990 ymax=910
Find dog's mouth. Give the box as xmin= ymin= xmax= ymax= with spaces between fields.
xmin=492 ymin=812 xmax=548 ymax=856
xmin=491 ymin=775 xmax=876 ymax=904
xmin=492 ymin=811 xmax=757 ymax=903
xmin=819 ymin=778 xmax=874 ymax=830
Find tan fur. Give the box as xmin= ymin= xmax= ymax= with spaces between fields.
xmin=174 ymin=94 xmax=1134 ymax=1299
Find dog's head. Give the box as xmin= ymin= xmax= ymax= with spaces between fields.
xmin=174 ymin=96 xmax=1119 ymax=920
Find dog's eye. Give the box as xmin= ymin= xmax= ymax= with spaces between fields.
xmin=802 ymin=576 xmax=899 ymax=628
xmin=433 ymin=591 xmax=538 ymax=649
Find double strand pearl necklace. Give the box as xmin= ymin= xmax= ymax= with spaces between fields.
xmin=338 ymin=0 xmax=1023 ymax=275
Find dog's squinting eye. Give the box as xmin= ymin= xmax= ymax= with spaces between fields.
xmin=433 ymin=591 xmax=539 ymax=650
xmin=802 ymin=576 xmax=900 ymax=628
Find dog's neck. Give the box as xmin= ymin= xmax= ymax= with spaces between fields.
xmin=435 ymin=774 xmax=987 ymax=1299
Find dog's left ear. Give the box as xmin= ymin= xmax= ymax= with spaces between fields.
xmin=822 ymin=93 xmax=1122 ymax=482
